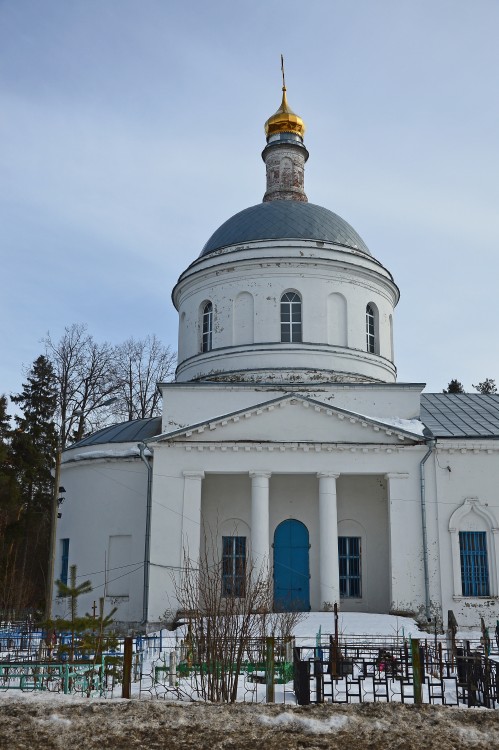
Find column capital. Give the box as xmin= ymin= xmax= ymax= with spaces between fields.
xmin=249 ymin=470 xmax=272 ymax=479
xmin=385 ymin=472 xmax=410 ymax=480
xmin=317 ymin=472 xmax=340 ymax=480
xmin=182 ymin=470 xmax=205 ymax=480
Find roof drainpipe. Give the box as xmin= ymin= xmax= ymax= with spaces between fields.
xmin=420 ymin=436 xmax=436 ymax=621
xmin=139 ymin=442 xmax=153 ymax=627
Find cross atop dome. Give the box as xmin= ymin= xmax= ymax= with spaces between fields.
xmin=264 ymin=55 xmax=306 ymax=139
xmin=262 ymin=56 xmax=309 ymax=202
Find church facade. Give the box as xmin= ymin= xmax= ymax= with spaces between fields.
xmin=54 ymin=82 xmax=499 ymax=632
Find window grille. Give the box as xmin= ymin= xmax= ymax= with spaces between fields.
xmin=222 ymin=536 xmax=246 ymax=597
xmin=60 ymin=538 xmax=70 ymax=586
xmin=202 ymin=302 xmax=213 ymax=352
xmin=366 ymin=304 xmax=375 ymax=353
xmin=338 ymin=536 xmax=362 ymax=598
xmin=281 ymin=292 xmax=302 ymax=343
xmin=459 ymin=531 xmax=490 ymax=596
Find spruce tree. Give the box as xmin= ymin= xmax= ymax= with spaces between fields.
xmin=0 ymin=396 xmax=22 ymax=613
xmin=10 ymin=355 xmax=58 ymax=611
xmin=443 ymin=379 xmax=465 ymax=394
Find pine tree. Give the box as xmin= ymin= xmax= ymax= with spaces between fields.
xmin=9 ymin=355 xmax=58 ymax=611
xmin=472 ymin=378 xmax=497 ymax=395
xmin=443 ymin=379 xmax=465 ymax=394
xmin=0 ymin=396 xmax=22 ymax=613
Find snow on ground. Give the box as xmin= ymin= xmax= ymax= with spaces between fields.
xmin=292 ymin=611 xmax=418 ymax=639
xmin=147 ymin=611 xmax=420 ymax=647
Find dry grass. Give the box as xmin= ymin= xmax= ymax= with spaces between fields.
xmin=1 ymin=696 xmax=499 ymax=749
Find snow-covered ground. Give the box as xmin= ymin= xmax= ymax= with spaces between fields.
xmin=292 ymin=611 xmax=418 ymax=639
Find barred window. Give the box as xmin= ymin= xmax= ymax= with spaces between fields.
xmin=222 ymin=536 xmax=246 ymax=597
xmin=459 ymin=531 xmax=489 ymax=596
xmin=338 ymin=536 xmax=362 ymax=598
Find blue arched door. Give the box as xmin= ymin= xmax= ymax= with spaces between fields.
xmin=273 ymin=519 xmax=310 ymax=611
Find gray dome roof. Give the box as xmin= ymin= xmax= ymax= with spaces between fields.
xmin=200 ymin=201 xmax=371 ymax=257
xmin=66 ymin=417 xmax=162 ymax=449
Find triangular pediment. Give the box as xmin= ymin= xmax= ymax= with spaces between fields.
xmin=150 ymin=395 xmax=424 ymax=446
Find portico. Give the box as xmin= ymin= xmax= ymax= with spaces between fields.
xmin=153 ymin=445 xmax=408 ymax=615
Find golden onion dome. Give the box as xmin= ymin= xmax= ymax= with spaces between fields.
xmin=264 ymin=86 xmax=306 ymax=139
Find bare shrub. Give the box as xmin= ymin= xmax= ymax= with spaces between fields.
xmin=171 ymin=522 xmax=309 ymax=703
xmin=174 ymin=541 xmax=272 ymax=702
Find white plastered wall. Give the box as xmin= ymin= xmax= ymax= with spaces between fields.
xmin=55 ymin=453 xmax=147 ymax=626
xmin=433 ymin=444 xmax=499 ymax=627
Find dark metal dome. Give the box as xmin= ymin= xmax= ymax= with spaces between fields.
xmin=200 ymin=201 xmax=371 ymax=257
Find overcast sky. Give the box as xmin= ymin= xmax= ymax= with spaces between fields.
xmin=2 ymin=0 xmax=499 ymax=404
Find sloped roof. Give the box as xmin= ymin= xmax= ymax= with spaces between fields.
xmin=69 ymin=417 xmax=162 ymax=448
xmin=421 ymin=394 xmax=499 ymax=438
xmin=64 ymin=394 xmax=499 ymax=450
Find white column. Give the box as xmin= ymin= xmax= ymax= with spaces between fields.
xmin=385 ymin=472 xmax=411 ymax=608
xmin=317 ymin=473 xmax=340 ymax=609
xmin=181 ymin=471 xmax=205 ymax=565
xmin=250 ymin=471 xmax=271 ymax=577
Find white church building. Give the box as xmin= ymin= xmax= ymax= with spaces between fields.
xmin=54 ymin=82 xmax=499 ymax=632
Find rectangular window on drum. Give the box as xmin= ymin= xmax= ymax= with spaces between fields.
xmin=459 ymin=531 xmax=489 ymax=596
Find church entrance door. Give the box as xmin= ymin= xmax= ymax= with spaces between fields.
xmin=273 ymin=519 xmax=310 ymax=611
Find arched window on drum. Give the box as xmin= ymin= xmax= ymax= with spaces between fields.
xmin=366 ymin=303 xmax=379 ymax=354
xmin=201 ymin=301 xmax=213 ymax=352
xmin=281 ymin=292 xmax=302 ymax=343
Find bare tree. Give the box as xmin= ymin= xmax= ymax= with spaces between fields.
xmin=111 ymin=335 xmax=176 ymax=421
xmin=44 ymin=324 xmax=116 ymax=446
xmin=472 ymin=378 xmax=497 ymax=395
xmin=45 ymin=325 xmax=176 ymax=439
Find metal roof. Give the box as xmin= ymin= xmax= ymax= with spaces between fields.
xmin=199 ymin=201 xmax=371 ymax=257
xmin=420 ymin=394 xmax=499 ymax=438
xmin=68 ymin=417 xmax=162 ymax=448
xmin=66 ymin=394 xmax=499 ymax=449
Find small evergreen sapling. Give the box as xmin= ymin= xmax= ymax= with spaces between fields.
xmin=54 ymin=565 xmax=117 ymax=659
